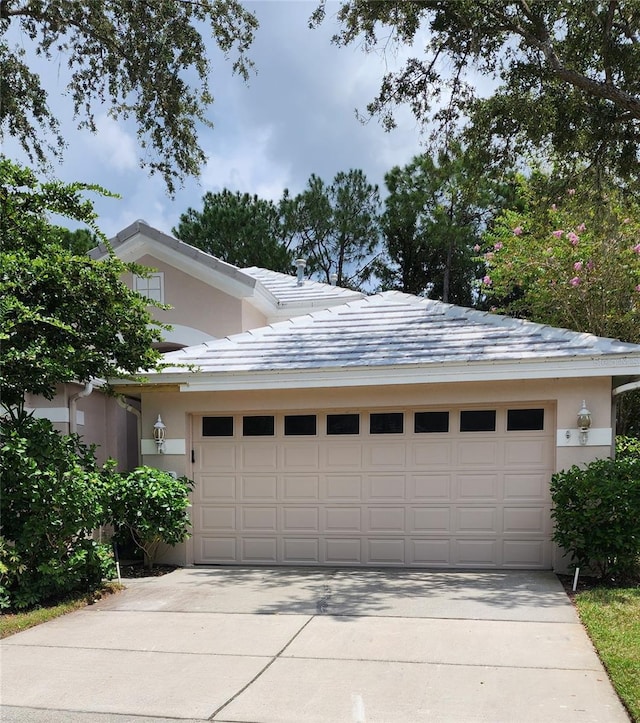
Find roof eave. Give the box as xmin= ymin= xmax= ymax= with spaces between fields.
xmin=120 ymin=353 xmax=640 ymax=393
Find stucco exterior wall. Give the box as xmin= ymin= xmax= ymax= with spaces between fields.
xmin=23 ymin=385 xmax=136 ymax=470
xmin=126 ymin=254 xmax=246 ymax=341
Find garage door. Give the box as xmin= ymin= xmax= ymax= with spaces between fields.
xmin=191 ymin=405 xmax=554 ymax=568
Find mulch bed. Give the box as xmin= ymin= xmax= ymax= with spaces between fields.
xmin=118 ymin=563 xmax=178 ymax=578
xmin=557 ymin=571 xmax=640 ymax=601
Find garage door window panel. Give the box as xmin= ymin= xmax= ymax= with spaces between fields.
xmin=243 ymin=415 xmax=275 ymax=436
xmin=284 ymin=414 xmax=317 ymax=436
xmin=202 ymin=416 xmax=234 ymax=437
xmin=460 ymin=410 xmax=496 ymax=432
xmin=415 ymin=411 xmax=449 ymax=433
xmin=370 ymin=412 xmax=404 ymax=434
xmin=327 ymin=414 xmax=360 ymax=435
xmin=507 ymin=409 xmax=545 ymax=431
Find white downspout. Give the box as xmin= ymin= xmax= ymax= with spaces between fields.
xmin=69 ymin=381 xmax=93 ymax=434
xmin=117 ymin=396 xmax=142 ymax=467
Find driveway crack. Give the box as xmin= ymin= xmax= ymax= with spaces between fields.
xmin=208 ymin=615 xmax=315 ymax=721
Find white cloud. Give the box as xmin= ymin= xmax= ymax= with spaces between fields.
xmin=90 ymin=115 xmax=138 ymax=172
xmin=200 ymin=126 xmax=292 ymax=201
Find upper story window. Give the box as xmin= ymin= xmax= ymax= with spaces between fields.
xmin=134 ymin=272 xmax=164 ymax=303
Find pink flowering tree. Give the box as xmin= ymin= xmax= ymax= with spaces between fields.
xmin=480 ymin=182 xmax=640 ymax=346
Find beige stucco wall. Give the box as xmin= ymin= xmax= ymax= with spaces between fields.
xmin=139 ymin=376 xmax=615 ymax=567
xmin=24 ymin=384 xmax=136 ymax=470
xmin=127 ymin=254 xmax=248 ymax=341
xmin=241 ymin=298 xmax=269 ymax=331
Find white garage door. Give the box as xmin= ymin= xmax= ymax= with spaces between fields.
xmin=191 ymin=405 xmax=554 ymax=568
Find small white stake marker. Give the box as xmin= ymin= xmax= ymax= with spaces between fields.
xmin=572 ymin=567 xmax=580 ymax=592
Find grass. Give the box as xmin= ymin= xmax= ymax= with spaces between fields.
xmin=575 ymin=586 xmax=640 ymax=722
xmin=0 ymin=582 xmax=123 ymax=639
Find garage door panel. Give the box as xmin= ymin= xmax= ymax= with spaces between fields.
xmin=198 ymin=445 xmax=236 ymax=470
xmin=282 ymin=476 xmax=320 ymax=501
xmin=282 ymin=444 xmax=320 ymax=469
xmin=199 ymin=506 xmax=236 ymax=533
xmin=325 ymin=475 xmax=362 ymax=500
xmin=367 ymin=443 xmax=406 ymax=467
xmin=242 ymin=444 xmax=277 ymax=470
xmin=456 ymin=539 xmax=498 ymax=566
xmin=197 ymin=475 xmax=237 ymax=502
xmin=324 ymin=444 xmax=362 ymax=469
xmin=367 ymin=475 xmax=406 ymax=500
xmin=242 ymin=538 xmax=277 ymax=562
xmin=410 ymin=539 xmax=451 ymax=566
xmin=282 ymin=507 xmax=320 ymax=532
xmin=411 ymin=507 xmax=451 ymax=533
xmin=201 ymin=537 xmax=237 ymax=563
xmin=368 ymin=539 xmax=405 ymax=564
xmin=503 ymin=540 xmax=546 ymax=567
xmin=325 ymin=507 xmax=362 ymax=532
xmin=413 ymin=442 xmax=452 ymax=467
xmin=503 ymin=507 xmax=547 ymax=533
xmin=241 ymin=507 xmax=278 ymax=532
xmin=368 ymin=507 xmax=406 ymax=532
xmin=411 ymin=475 xmax=452 ymax=500
xmin=283 ymin=538 xmax=320 ymax=563
xmin=325 ymin=538 xmax=362 ymax=564
xmin=505 ymin=439 xmax=551 ymax=467
xmin=504 ymin=473 xmax=549 ymax=501
xmin=456 ymin=507 xmax=498 ymax=533
xmin=457 ymin=474 xmax=499 ymax=501
xmin=241 ymin=476 xmax=278 ymax=501
xmin=458 ymin=440 xmax=499 ymax=466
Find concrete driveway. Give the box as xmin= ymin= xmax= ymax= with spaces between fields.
xmin=0 ymin=568 xmax=629 ymax=723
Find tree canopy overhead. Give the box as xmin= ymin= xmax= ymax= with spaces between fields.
xmin=313 ymin=1 xmax=640 ymax=183
xmin=0 ymin=0 xmax=258 ymax=194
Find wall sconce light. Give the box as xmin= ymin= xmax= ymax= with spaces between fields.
xmin=153 ymin=414 xmax=166 ymax=453
xmin=577 ymin=401 xmax=592 ymax=446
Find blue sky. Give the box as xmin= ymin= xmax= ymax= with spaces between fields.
xmin=2 ymin=1 xmax=426 ymax=238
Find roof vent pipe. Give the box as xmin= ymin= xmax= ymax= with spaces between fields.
xmin=330 ymin=273 xmax=338 ymax=286
xmin=295 ymin=258 xmax=306 ymax=286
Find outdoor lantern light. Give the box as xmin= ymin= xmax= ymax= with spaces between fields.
xmin=577 ymin=401 xmax=592 ymax=446
xmin=153 ymin=414 xmax=166 ymax=453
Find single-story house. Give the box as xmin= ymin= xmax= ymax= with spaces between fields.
xmin=85 ymin=221 xmax=640 ymax=572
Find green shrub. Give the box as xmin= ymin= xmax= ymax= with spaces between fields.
xmin=0 ymin=414 xmax=115 ymax=610
xmin=551 ymin=456 xmax=640 ymax=582
xmin=616 ymin=436 xmax=640 ymax=461
xmin=111 ymin=466 xmax=194 ymax=569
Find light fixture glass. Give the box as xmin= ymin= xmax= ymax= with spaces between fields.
xmin=577 ymin=401 xmax=591 ymax=445
xmin=153 ymin=414 xmax=166 ymax=453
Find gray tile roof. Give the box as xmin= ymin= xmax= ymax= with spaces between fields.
xmin=159 ymin=291 xmax=640 ymax=375
xmin=241 ymin=266 xmax=364 ymax=308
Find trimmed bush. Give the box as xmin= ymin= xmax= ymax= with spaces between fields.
xmin=551 ymin=455 xmax=640 ymax=582
xmin=616 ymin=435 xmax=640 ymax=461
xmin=111 ymin=467 xmax=194 ymax=569
xmin=0 ymin=414 xmax=115 ymax=610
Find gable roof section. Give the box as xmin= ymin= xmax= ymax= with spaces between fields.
xmin=91 ymin=221 xmax=363 ymax=317
xmin=91 ymin=220 xmax=262 ymax=302
xmin=146 ymin=291 xmax=640 ymax=391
